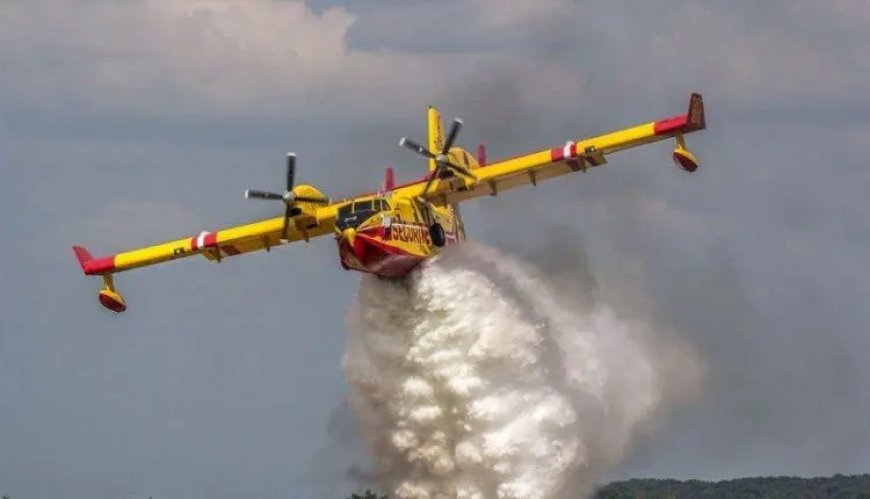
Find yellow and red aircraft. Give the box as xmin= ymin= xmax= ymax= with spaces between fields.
xmin=74 ymin=94 xmax=706 ymax=312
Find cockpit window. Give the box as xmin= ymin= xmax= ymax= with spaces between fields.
xmin=336 ymin=199 xmax=384 ymax=231
xmin=354 ymin=200 xmax=373 ymax=211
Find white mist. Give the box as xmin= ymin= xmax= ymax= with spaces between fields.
xmin=343 ymin=243 xmax=703 ymax=499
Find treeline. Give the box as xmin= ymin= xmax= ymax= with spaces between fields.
xmin=594 ymin=474 xmax=870 ymax=498
xmin=347 ymin=474 xmax=870 ymax=498
xmin=347 ymin=492 xmax=387 ymax=499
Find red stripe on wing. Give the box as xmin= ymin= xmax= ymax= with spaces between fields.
xmin=203 ymin=232 xmax=218 ymax=247
xmin=83 ymin=255 xmax=116 ymax=275
xmin=653 ymin=114 xmax=689 ymax=135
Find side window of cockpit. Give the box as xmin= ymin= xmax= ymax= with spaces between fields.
xmin=338 ymin=203 xmax=352 ymax=217
xmin=381 ymin=200 xmax=391 ymax=211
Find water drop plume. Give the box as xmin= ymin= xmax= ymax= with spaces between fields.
xmin=343 ymin=242 xmax=704 ymax=499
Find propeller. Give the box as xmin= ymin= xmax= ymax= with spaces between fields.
xmin=399 ymin=118 xmax=476 ymax=196
xmin=244 ymin=153 xmax=329 ymax=241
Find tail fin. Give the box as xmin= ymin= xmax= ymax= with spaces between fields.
xmin=383 ymin=166 xmax=395 ymax=191
xmin=427 ymin=106 xmax=445 ymax=172
xmin=477 ymin=144 xmax=487 ymax=167
xmin=72 ymin=245 xmax=95 ymax=271
xmin=687 ymin=92 xmax=706 ymax=131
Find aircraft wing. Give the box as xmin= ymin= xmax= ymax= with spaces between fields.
xmin=73 ymin=204 xmax=339 ymax=276
xmin=417 ymin=93 xmax=706 ymax=204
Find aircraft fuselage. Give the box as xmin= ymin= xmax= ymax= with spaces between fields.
xmin=335 ymin=196 xmax=464 ymax=277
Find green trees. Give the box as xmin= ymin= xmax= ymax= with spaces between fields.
xmin=594 ymin=475 xmax=870 ymax=498
xmin=341 ymin=476 xmax=870 ymax=499
xmin=347 ymin=490 xmax=388 ymax=499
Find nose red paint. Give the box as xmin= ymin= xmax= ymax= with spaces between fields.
xmin=337 ymin=229 xmax=424 ymax=278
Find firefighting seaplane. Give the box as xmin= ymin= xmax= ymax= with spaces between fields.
xmin=73 ymin=94 xmax=706 ymax=312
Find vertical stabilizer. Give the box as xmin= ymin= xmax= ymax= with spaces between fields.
xmin=383 ymin=166 xmax=395 ymax=191
xmin=427 ymin=106 xmax=445 ymax=172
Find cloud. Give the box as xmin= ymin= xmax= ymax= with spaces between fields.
xmin=0 ymin=0 xmax=447 ymax=118
xmin=4 ymin=0 xmax=866 ymax=130
xmin=642 ymin=2 xmax=869 ymax=111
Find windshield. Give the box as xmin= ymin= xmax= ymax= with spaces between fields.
xmin=336 ymin=198 xmax=389 ymax=231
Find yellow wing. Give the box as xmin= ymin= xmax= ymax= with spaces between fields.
xmin=74 ymin=201 xmax=339 ymax=277
xmin=396 ymin=93 xmax=706 ymax=204
xmin=73 ymin=196 xmax=342 ymax=311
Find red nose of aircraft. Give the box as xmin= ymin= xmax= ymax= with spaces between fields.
xmin=339 ymin=227 xmax=369 ymax=269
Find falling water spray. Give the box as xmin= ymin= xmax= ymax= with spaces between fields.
xmin=343 ymin=243 xmax=704 ymax=499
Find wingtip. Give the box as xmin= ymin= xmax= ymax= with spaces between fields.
xmin=399 ymin=137 xmax=407 ymax=147
xmin=72 ymin=245 xmax=93 ymax=267
xmin=286 ymin=152 xmax=296 ymax=157
xmin=244 ymin=189 xmax=251 ymax=199
xmin=73 ymin=245 xmax=116 ymax=275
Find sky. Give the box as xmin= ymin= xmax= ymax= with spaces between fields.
xmin=1 ymin=1 xmax=869 ymax=498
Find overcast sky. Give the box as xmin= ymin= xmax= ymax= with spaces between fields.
xmin=1 ymin=1 xmax=869 ymax=498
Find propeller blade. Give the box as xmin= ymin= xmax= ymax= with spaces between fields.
xmin=286 ymin=153 xmax=296 ymax=191
xmin=245 ymin=189 xmax=284 ymax=200
xmin=420 ymin=170 xmax=438 ymax=196
xmin=281 ymin=204 xmax=292 ymax=241
xmin=441 ymin=118 xmax=463 ymax=154
xmin=399 ymin=137 xmax=437 ymax=160
xmin=447 ymin=161 xmax=477 ymax=180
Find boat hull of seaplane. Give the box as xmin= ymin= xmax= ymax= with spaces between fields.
xmin=337 ymin=223 xmax=459 ymax=278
